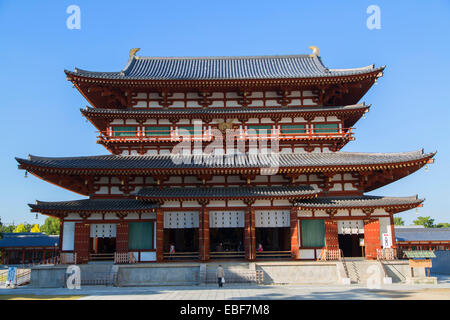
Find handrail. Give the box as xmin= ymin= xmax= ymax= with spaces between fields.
xmin=340 ymin=249 xmax=350 ymax=279
xmin=97 ymin=127 xmax=355 ymax=142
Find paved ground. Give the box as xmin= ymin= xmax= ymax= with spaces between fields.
xmin=1 ymin=274 xmax=449 ymax=300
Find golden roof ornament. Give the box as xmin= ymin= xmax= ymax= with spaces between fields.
xmin=129 ymin=48 xmax=140 ymax=59
xmin=308 ymin=46 xmax=319 ymax=57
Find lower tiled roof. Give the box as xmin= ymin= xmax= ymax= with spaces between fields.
xmin=29 ymin=199 xmax=157 ymax=213
xmin=395 ymin=227 xmax=450 ymax=242
xmin=297 ymin=195 xmax=423 ymax=209
xmin=0 ymin=233 xmax=59 ymax=248
xmin=136 ymin=185 xmax=318 ymax=200
xmin=16 ymin=150 xmax=434 ymax=171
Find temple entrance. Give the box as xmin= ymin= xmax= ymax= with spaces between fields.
xmin=337 ymin=220 xmax=364 ymax=258
xmin=89 ymin=224 xmax=116 ymax=261
xmin=210 ymin=228 xmax=244 ymax=259
xmin=338 ymin=234 xmax=363 ymax=257
xmin=255 ymin=210 xmax=291 ymax=259
xmin=164 ymin=229 xmax=199 ymax=253
xmin=209 ymin=211 xmax=245 ymax=260
xmin=163 ymin=211 xmax=199 ymax=260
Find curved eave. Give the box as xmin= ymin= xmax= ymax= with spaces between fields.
xmin=81 ymin=103 xmax=369 ymax=119
xmin=64 ymin=67 xmax=384 ymax=87
xmin=297 ymin=196 xmax=424 ymax=214
xmin=29 ymin=199 xmax=158 ymax=216
xmin=15 ymin=151 xmax=435 ymax=175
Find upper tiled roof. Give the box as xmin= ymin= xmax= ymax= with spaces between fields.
xmin=136 ymin=185 xmax=318 ymax=200
xmin=82 ymin=103 xmax=368 ymax=117
xmin=65 ymin=54 xmax=384 ymax=81
xmin=395 ymin=227 xmax=450 ymax=242
xmin=16 ymin=150 xmax=434 ymax=171
xmin=0 ymin=233 xmax=59 ymax=248
xmin=29 ymin=199 xmax=157 ymax=213
xmin=297 ymin=195 xmax=423 ymax=208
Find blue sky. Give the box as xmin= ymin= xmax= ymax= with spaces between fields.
xmin=0 ymin=1 xmax=449 ymax=226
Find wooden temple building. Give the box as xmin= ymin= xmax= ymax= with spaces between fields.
xmin=16 ymin=48 xmax=435 ymax=263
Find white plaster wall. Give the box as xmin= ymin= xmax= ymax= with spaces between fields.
xmin=62 ymin=222 xmax=75 ymax=251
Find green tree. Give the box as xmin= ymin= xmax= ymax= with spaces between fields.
xmin=413 ymin=216 xmax=435 ymax=228
xmin=394 ymin=217 xmax=405 ymax=226
xmin=40 ymin=217 xmax=60 ymax=235
xmin=0 ymin=225 xmax=15 ymax=233
xmin=435 ymin=223 xmax=450 ymax=228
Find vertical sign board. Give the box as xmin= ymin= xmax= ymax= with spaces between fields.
xmin=382 ymin=233 xmax=392 ymax=249
xmin=6 ymin=267 xmax=17 ymax=286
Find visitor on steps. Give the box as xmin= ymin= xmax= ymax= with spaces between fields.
xmin=216 ymin=265 xmax=225 ymax=287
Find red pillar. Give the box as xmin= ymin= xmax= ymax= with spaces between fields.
xmin=290 ymin=207 xmax=299 ymax=259
xmin=364 ymin=219 xmax=381 ymax=260
xmin=244 ymin=207 xmax=256 ymax=261
xmin=22 ymin=248 xmax=25 ymax=265
xmin=74 ymin=222 xmax=90 ymax=264
xmin=116 ymin=221 xmax=129 ymax=252
xmin=156 ymin=209 xmax=164 ymax=262
xmin=199 ymin=206 xmax=210 ymax=261
xmin=324 ymin=220 xmax=339 ymax=250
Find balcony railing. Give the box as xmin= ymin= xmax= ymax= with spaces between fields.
xmin=97 ymin=127 xmax=354 ymax=143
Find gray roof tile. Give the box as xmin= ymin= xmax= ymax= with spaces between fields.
xmin=82 ymin=103 xmax=368 ymax=116
xmin=136 ymin=185 xmax=318 ymax=200
xmin=29 ymin=199 xmax=157 ymax=213
xmin=0 ymin=233 xmax=59 ymax=248
xmin=297 ymin=195 xmax=423 ymax=208
xmin=395 ymin=228 xmax=450 ymax=242
xmin=16 ymin=150 xmax=433 ymax=171
xmin=66 ymin=54 xmax=383 ymax=80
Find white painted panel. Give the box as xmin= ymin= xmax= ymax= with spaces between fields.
xmin=140 ymin=252 xmax=156 ymax=261
xmin=298 ymin=210 xmax=312 ymax=217
xmin=299 ymin=249 xmax=315 ymax=259
xmin=302 ymin=99 xmax=316 ymax=105
xmin=161 ymin=201 xmax=180 ymax=208
xmin=265 ymin=100 xmax=280 ymax=107
xmin=96 ymin=186 xmax=109 ymax=194
xmin=164 ymin=212 xmax=199 ymax=229
xmin=255 ymin=210 xmax=290 ymax=227
xmin=209 ymin=211 xmax=244 ymax=228
xmin=337 ymin=220 xmax=364 ymax=234
xmin=90 ymin=224 xmax=117 ymax=238
xmin=66 ymin=213 xmax=82 ymax=220
xmin=62 ymin=222 xmax=75 ymax=251
xmin=182 ymin=201 xmax=201 ymax=208
xmin=343 ymin=183 xmax=357 ymax=191
xmin=254 ymin=200 xmax=271 ymax=206
xmin=228 ymin=200 xmax=245 ymax=207
xmin=273 ymin=200 xmax=290 ymax=206
xmin=124 ymin=213 xmax=139 ymax=220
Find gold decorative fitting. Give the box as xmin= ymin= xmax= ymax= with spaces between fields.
xmin=309 ymin=46 xmax=319 ymax=57
xmin=129 ymin=48 xmax=140 ymax=59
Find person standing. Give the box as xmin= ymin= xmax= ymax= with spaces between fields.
xmin=216 ymin=265 xmax=225 ymax=288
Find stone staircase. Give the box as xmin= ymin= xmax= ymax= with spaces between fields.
xmin=203 ymin=262 xmax=260 ymax=284
xmin=343 ymin=258 xmax=384 ymax=285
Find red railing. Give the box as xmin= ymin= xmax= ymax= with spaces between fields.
xmin=98 ymin=127 xmax=354 ymax=143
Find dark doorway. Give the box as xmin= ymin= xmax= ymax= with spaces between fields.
xmin=338 ymin=234 xmax=363 ymax=257
xmin=255 ymin=227 xmax=290 ymax=251
xmin=92 ymin=237 xmax=116 ymax=254
xmin=210 ymin=228 xmax=244 ymax=252
xmin=164 ymin=228 xmax=198 ymax=252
